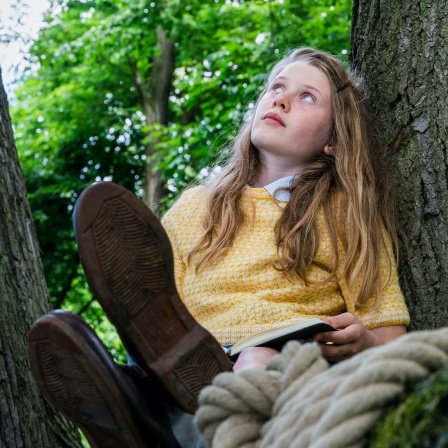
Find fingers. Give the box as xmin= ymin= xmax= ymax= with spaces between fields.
xmin=313 ymin=325 xmax=362 ymax=362
xmin=317 ymin=339 xmax=362 ymax=362
xmin=314 ymin=322 xmax=362 ymax=345
xmin=323 ymin=312 xmax=361 ymax=330
xmin=313 ymin=314 xmax=371 ymax=362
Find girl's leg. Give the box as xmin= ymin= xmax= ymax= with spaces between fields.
xmin=73 ymin=181 xmax=232 ymax=414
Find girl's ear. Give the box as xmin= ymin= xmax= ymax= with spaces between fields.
xmin=323 ymin=141 xmax=336 ymax=156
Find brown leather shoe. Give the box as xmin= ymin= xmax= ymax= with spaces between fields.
xmin=73 ymin=182 xmax=232 ymax=413
xmin=28 ymin=310 xmax=180 ymax=448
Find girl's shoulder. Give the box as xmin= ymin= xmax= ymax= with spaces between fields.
xmin=173 ymin=185 xmax=207 ymax=207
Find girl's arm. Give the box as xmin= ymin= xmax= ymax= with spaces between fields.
xmin=232 ymin=346 xmax=280 ymax=373
xmin=232 ymin=313 xmax=406 ymax=371
xmin=370 ymin=324 xmax=407 ymax=343
xmin=313 ymin=312 xmax=406 ymax=362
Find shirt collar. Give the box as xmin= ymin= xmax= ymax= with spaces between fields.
xmin=263 ymin=175 xmax=296 ymax=202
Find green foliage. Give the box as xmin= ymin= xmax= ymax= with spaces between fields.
xmin=369 ymin=362 xmax=448 ymax=447
xmin=11 ymin=0 xmax=352 ymax=360
xmin=158 ymin=0 xmax=352 ymax=199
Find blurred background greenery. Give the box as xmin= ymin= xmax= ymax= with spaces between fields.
xmin=4 ymin=0 xmax=352 ymax=363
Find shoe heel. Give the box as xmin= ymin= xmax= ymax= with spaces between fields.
xmin=28 ymin=310 xmax=180 ymax=448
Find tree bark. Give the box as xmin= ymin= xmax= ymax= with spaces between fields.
xmin=0 ymin=69 xmax=81 ymax=447
xmin=131 ymin=26 xmax=175 ymax=215
xmin=351 ymin=0 xmax=448 ymax=330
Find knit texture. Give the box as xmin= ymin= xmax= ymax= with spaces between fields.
xmin=162 ymin=186 xmax=410 ymax=346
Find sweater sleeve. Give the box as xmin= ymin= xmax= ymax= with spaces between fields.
xmin=161 ymin=186 xmax=207 ymax=302
xmin=162 ymin=220 xmax=186 ymax=301
xmin=338 ymin=233 xmax=410 ymax=329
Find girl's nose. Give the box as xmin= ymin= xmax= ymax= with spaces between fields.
xmin=272 ymin=93 xmax=290 ymax=112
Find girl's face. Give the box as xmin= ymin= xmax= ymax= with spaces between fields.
xmin=251 ymin=61 xmax=333 ymax=175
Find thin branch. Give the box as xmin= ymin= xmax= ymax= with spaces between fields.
xmin=77 ymin=297 xmax=95 ymax=315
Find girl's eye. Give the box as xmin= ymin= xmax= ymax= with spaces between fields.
xmin=271 ymin=84 xmax=284 ymax=93
xmin=301 ymin=93 xmax=315 ymax=103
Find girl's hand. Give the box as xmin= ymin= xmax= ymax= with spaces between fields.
xmin=233 ymin=346 xmax=279 ymax=373
xmin=313 ymin=312 xmax=406 ymax=363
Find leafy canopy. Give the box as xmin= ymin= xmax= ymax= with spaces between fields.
xmin=11 ymin=0 xmax=352 ymax=360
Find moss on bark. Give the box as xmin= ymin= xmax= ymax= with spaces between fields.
xmin=368 ymin=362 xmax=448 ymax=447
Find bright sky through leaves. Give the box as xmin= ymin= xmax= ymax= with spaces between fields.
xmin=0 ymin=0 xmax=49 ymax=93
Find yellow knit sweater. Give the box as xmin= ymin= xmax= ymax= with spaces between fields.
xmin=162 ymin=186 xmax=410 ymax=346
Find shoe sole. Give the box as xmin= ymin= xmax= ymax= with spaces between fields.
xmin=73 ymin=182 xmax=232 ymax=413
xmin=28 ymin=310 xmax=176 ymax=448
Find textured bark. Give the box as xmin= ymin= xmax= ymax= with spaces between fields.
xmin=0 ymin=69 xmax=81 ymax=447
xmin=351 ymin=0 xmax=448 ymax=330
xmin=132 ymin=26 xmax=175 ymax=215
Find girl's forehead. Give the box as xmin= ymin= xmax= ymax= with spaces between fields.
xmin=276 ymin=61 xmax=325 ymax=79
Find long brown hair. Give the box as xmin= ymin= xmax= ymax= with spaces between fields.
xmin=189 ymin=47 xmax=397 ymax=309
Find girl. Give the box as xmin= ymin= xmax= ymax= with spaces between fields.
xmin=29 ymin=47 xmax=409 ymax=447
xmin=161 ymin=47 xmax=409 ymax=372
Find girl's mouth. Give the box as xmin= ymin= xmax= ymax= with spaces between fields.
xmin=263 ymin=112 xmax=285 ymax=126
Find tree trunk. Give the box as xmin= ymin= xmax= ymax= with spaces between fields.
xmin=351 ymin=0 xmax=448 ymax=331
xmin=0 ymin=70 xmax=82 ymax=447
xmin=131 ymin=26 xmax=175 ymax=215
